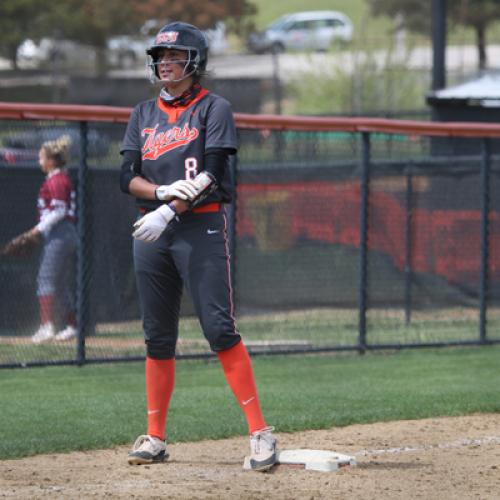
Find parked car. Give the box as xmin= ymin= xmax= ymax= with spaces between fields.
xmin=16 ymin=38 xmax=96 ymax=70
xmin=0 ymin=127 xmax=109 ymax=167
xmin=247 ymin=11 xmax=353 ymax=54
xmin=107 ymin=21 xmax=228 ymax=68
xmin=106 ymin=35 xmax=152 ymax=69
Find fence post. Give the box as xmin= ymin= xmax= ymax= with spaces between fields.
xmin=479 ymin=138 xmax=490 ymax=344
xmin=76 ymin=121 xmax=89 ymax=365
xmin=358 ymin=132 xmax=371 ymax=353
xmin=404 ymin=169 xmax=414 ymax=325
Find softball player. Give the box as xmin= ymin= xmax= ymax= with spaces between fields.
xmin=119 ymin=21 xmax=277 ymax=471
xmin=30 ymin=135 xmax=78 ymax=344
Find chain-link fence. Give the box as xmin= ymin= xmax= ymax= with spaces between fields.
xmin=1 ymin=104 xmax=500 ymax=367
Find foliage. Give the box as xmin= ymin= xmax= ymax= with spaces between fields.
xmin=369 ymin=0 xmax=500 ymax=69
xmin=286 ymin=43 xmax=428 ymax=115
xmin=0 ymin=0 xmax=138 ymax=71
xmin=0 ymin=0 xmax=257 ymax=70
xmin=129 ymin=0 xmax=257 ymax=35
xmin=54 ymin=0 xmax=138 ymax=47
xmin=0 ymin=0 xmax=51 ymax=68
xmin=449 ymin=0 xmax=500 ymax=69
xmin=370 ymin=0 xmax=431 ymax=34
xmin=50 ymin=0 xmax=140 ymax=74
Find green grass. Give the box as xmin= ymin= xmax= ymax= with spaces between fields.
xmin=3 ymin=305 xmax=497 ymax=366
xmin=1 ymin=346 xmax=499 ymax=459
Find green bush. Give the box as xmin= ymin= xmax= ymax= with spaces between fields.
xmin=287 ymin=42 xmax=429 ymax=115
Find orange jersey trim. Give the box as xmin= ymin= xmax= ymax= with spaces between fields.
xmin=157 ymin=88 xmax=209 ymax=124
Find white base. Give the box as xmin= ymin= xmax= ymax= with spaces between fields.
xmin=244 ymin=449 xmax=356 ymax=472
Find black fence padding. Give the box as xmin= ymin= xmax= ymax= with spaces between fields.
xmin=85 ymin=168 xmax=139 ymax=323
xmin=2 ymin=160 xmax=500 ymax=334
xmin=0 ymin=167 xmax=45 ymax=332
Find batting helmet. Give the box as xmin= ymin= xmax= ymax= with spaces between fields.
xmin=147 ymin=22 xmax=209 ymax=82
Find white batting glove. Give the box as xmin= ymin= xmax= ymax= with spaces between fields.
xmin=155 ymin=180 xmax=199 ymax=201
xmin=132 ymin=204 xmax=176 ymax=242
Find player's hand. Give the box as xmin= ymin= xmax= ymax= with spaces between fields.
xmin=132 ymin=205 xmax=176 ymax=242
xmin=155 ymin=180 xmax=199 ymax=201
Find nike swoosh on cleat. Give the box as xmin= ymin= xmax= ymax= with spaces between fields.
xmin=207 ymin=229 xmax=219 ymax=234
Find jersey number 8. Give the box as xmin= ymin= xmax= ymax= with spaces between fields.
xmin=185 ymin=158 xmax=198 ymax=180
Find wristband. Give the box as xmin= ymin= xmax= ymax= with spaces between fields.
xmin=167 ymin=202 xmax=178 ymax=215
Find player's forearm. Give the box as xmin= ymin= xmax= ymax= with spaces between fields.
xmin=36 ymin=207 xmax=66 ymax=235
xmin=128 ymin=176 xmax=158 ymax=200
xmin=128 ymin=176 xmax=187 ymax=214
xmin=128 ymin=178 xmax=190 ymax=213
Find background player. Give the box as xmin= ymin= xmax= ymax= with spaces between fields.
xmin=29 ymin=134 xmax=78 ymax=343
xmin=119 ymin=21 xmax=277 ymax=471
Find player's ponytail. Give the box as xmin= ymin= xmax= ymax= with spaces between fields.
xmin=41 ymin=134 xmax=72 ymax=167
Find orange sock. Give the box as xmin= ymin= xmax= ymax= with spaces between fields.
xmin=217 ymin=341 xmax=267 ymax=434
xmin=145 ymin=356 xmax=175 ymax=441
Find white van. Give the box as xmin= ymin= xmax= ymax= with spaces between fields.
xmin=248 ymin=11 xmax=353 ymax=54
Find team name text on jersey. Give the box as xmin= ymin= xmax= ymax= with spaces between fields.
xmin=142 ymin=123 xmax=199 ymax=160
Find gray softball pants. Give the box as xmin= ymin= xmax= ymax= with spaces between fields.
xmin=133 ymin=209 xmax=241 ymax=359
xmin=37 ymin=219 xmax=77 ymax=313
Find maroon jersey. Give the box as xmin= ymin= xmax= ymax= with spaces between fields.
xmin=37 ymin=170 xmax=76 ymax=226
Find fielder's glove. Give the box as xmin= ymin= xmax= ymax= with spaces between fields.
xmin=155 ymin=180 xmax=198 ymax=202
xmin=132 ymin=204 xmax=176 ymax=242
xmin=1 ymin=230 xmax=41 ymax=257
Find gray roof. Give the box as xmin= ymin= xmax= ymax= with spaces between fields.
xmin=429 ymin=74 xmax=500 ymax=107
xmin=432 ymin=73 xmax=500 ymax=100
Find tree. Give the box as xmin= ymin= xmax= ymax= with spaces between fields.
xmin=370 ymin=0 xmax=431 ymax=34
xmin=0 ymin=0 xmax=257 ymax=73
xmin=0 ymin=0 xmax=51 ymax=69
xmin=46 ymin=0 xmax=140 ymax=75
xmin=449 ymin=0 xmax=500 ymax=70
xmin=55 ymin=0 xmax=138 ymax=45
xmin=369 ymin=0 xmax=500 ymax=70
xmin=129 ymin=0 xmax=256 ymax=34
xmin=0 ymin=0 xmax=140 ymax=72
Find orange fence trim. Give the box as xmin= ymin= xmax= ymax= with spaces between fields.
xmin=2 ymin=102 xmax=500 ymax=138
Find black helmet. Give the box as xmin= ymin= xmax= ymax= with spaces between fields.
xmin=147 ymin=22 xmax=208 ymax=81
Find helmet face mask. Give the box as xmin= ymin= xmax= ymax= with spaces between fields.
xmin=150 ymin=49 xmax=194 ymax=83
xmin=147 ymin=22 xmax=208 ymax=84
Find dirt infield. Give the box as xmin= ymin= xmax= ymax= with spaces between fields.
xmin=1 ymin=414 xmax=499 ymax=499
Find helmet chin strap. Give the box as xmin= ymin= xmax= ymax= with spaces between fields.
xmin=157 ymin=70 xmax=195 ymax=101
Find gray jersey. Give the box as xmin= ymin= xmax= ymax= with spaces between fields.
xmin=121 ymin=89 xmax=237 ymax=208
